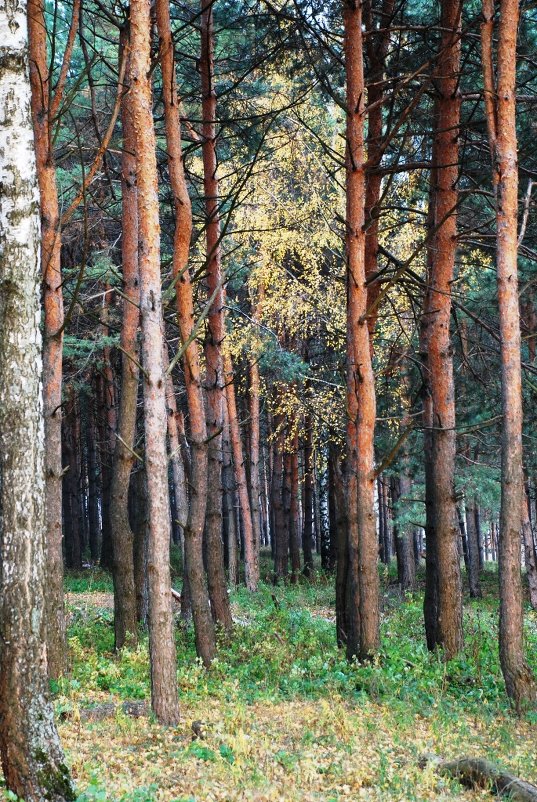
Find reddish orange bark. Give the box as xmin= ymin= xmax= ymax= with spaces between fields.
xmin=481 ymin=0 xmax=536 ymax=708
xmin=426 ymin=0 xmax=463 ymax=660
xmin=155 ymin=0 xmax=216 ymax=665
xmin=110 ymin=36 xmax=139 ymax=650
xmin=28 ymin=0 xmax=74 ymax=679
xmin=343 ymin=0 xmax=379 ymax=661
xmin=200 ymin=0 xmax=233 ymax=627
xmin=130 ymin=0 xmax=179 ymax=724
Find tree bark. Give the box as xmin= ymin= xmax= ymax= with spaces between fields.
xmin=200 ymin=0 xmax=233 ymax=628
xmin=28 ymin=0 xmax=67 ymax=680
xmin=303 ymin=417 xmax=314 ymax=577
xmin=249 ymin=356 xmax=262 ymax=584
xmin=465 ymin=496 xmax=482 ymax=598
xmin=110 ymin=32 xmax=139 ymax=650
xmin=224 ymin=349 xmax=257 ymax=590
xmin=155 ymin=0 xmax=216 ymax=667
xmin=272 ymin=421 xmax=288 ymax=583
xmin=130 ymin=0 xmax=180 ymax=724
xmin=0 ymin=8 xmax=74 ymax=790
xmin=481 ymin=0 xmax=536 ymax=710
xmin=426 ymin=0 xmax=463 ymax=659
xmin=343 ymin=0 xmax=379 ymax=661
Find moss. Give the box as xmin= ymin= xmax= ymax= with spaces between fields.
xmin=35 ymin=756 xmax=76 ymax=801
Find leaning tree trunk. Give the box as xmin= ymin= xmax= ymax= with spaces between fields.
xmin=0 ymin=7 xmax=74 ymax=794
xmin=130 ymin=0 xmax=180 ymax=725
xmin=27 ymin=0 xmax=68 ymax=680
xmin=343 ymin=0 xmax=379 ymax=661
xmin=155 ymin=0 xmax=216 ymax=666
xmin=200 ymin=0 xmax=233 ymax=628
xmin=481 ymin=0 xmax=536 ymax=710
xmin=110 ymin=34 xmax=139 ymax=651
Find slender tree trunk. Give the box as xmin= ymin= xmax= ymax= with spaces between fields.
xmin=199 ymin=0 xmax=233 ymax=628
xmin=272 ymin=422 xmax=288 ymax=582
xmin=333 ymin=452 xmax=348 ymax=647
xmin=131 ymin=467 xmax=149 ymax=626
xmin=0 ymin=12 xmax=74 ymax=790
xmin=224 ymin=349 xmax=257 ymax=590
xmin=155 ymin=0 xmax=215 ymax=666
xmin=343 ymin=0 xmax=379 ymax=661
xmin=223 ymin=403 xmax=239 ymax=585
xmin=130 ymin=0 xmax=179 ymax=724
xmin=303 ymin=417 xmax=314 ymax=576
xmin=249 ymin=356 xmax=262 ymax=584
xmin=481 ymin=0 xmax=536 ymax=710
xmin=289 ymin=436 xmax=301 ymax=582
xmin=63 ymin=393 xmax=82 ymax=570
xmin=110 ymin=34 xmax=139 ymax=650
xmin=100 ymin=284 xmax=118 ymax=570
xmin=163 ymin=346 xmax=189 ymax=553
xmin=85 ymin=400 xmax=101 ymax=562
xmin=522 ymin=491 xmax=537 ymax=610
xmin=28 ymin=0 xmax=67 ymax=679
xmin=465 ymin=497 xmax=482 ymax=598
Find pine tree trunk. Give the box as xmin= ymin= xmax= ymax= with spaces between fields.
xmin=0 ymin=10 xmax=74 ymax=790
xmin=130 ymin=0 xmax=179 ymax=724
xmin=343 ymin=0 xmax=379 ymax=661
xmin=224 ymin=349 xmax=257 ymax=590
xmin=249 ymin=356 xmax=262 ymax=583
xmin=163 ymin=346 xmax=189 ymax=553
xmin=289 ymin=436 xmax=301 ymax=582
xmin=272 ymin=422 xmax=288 ymax=582
xmin=425 ymin=0 xmax=463 ymax=659
xmin=85 ymin=400 xmax=102 ymax=562
xmin=27 ymin=0 xmax=66 ymax=680
xmin=481 ymin=0 xmax=536 ymax=710
xmin=155 ymin=0 xmax=215 ymax=666
xmin=110 ymin=35 xmax=140 ymax=650
xmin=465 ymin=497 xmax=482 ymax=598
xmin=223 ymin=404 xmax=239 ymax=585
xmin=303 ymin=418 xmax=314 ymax=576
xmin=200 ymin=0 xmax=233 ymax=627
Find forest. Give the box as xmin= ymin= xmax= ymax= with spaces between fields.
xmin=1 ymin=0 xmax=537 ymax=799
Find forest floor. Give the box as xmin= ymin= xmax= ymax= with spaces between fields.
xmin=41 ymin=559 xmax=537 ymax=801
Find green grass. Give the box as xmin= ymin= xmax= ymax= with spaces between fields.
xmin=34 ymin=561 xmax=537 ymax=800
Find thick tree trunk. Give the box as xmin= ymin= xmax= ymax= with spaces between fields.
xmin=426 ymin=0 xmax=463 ymax=659
xmin=224 ymin=349 xmax=257 ymax=590
xmin=200 ymin=0 xmax=233 ymax=628
xmin=155 ymin=0 xmax=215 ymax=666
xmin=28 ymin=0 xmax=67 ymax=680
xmin=481 ymin=0 xmax=536 ymax=709
xmin=0 ymin=11 xmax=74 ymax=791
xmin=343 ymin=0 xmax=379 ymax=661
xmin=130 ymin=0 xmax=179 ymax=724
xmin=110 ymin=35 xmax=139 ymax=650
